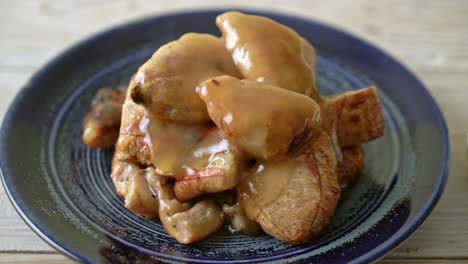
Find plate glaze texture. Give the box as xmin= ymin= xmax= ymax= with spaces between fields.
xmin=0 ymin=9 xmax=449 ymax=264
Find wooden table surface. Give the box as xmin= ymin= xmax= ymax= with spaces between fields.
xmin=1 ymin=0 xmax=467 ymax=263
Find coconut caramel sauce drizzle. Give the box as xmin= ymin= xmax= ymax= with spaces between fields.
xmin=182 ymin=128 xmax=233 ymax=171
xmin=237 ymin=157 xmax=296 ymax=207
xmin=134 ymin=105 xmax=235 ymax=179
xmin=192 ymin=138 xmax=229 ymax=159
xmin=131 ymin=77 xmax=324 ymax=214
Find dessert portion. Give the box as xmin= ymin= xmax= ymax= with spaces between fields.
xmin=83 ymin=11 xmax=384 ymax=244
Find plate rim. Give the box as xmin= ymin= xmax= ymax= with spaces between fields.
xmin=0 ymin=8 xmax=450 ymax=264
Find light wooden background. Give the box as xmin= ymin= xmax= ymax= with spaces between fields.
xmin=1 ymin=0 xmax=467 ymax=263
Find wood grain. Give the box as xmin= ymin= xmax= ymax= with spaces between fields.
xmin=381 ymin=260 xmax=468 ymax=264
xmin=0 ymin=0 xmax=467 ymax=263
xmin=1 ymin=253 xmax=468 ymax=264
xmin=0 ymin=253 xmax=75 ymax=264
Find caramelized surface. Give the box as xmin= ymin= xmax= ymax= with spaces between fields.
xmin=110 ymin=154 xmax=158 ymax=217
xmin=216 ymin=12 xmax=321 ymax=102
xmin=198 ymin=75 xmax=322 ymax=161
xmin=338 ymin=146 xmax=364 ymax=189
xmin=174 ymin=128 xmax=241 ymax=201
xmin=115 ymin=80 xmax=209 ymax=177
xmin=82 ymin=86 xmax=126 ymax=148
xmin=145 ymin=169 xmax=225 ymax=244
xmin=321 ymin=86 xmax=384 ymax=147
xmin=237 ymin=131 xmax=340 ymax=244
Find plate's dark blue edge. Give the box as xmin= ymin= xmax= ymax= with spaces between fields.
xmin=0 ymin=8 xmax=450 ymax=264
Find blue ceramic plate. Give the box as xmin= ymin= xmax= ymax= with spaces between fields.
xmin=0 ymin=9 xmax=449 ymax=264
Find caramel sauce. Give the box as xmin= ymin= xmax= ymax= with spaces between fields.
xmin=138 ymin=114 xmax=207 ymax=176
xmin=129 ymin=33 xmax=243 ymax=123
xmin=198 ymin=75 xmax=322 ymax=161
xmin=237 ymin=158 xmax=297 ymax=209
xmin=124 ymin=105 xmax=231 ymax=178
xmin=216 ymin=12 xmax=322 ymax=102
xmin=103 ymin=11 xmax=382 ymax=245
xmin=183 ymin=128 xmax=231 ymax=171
